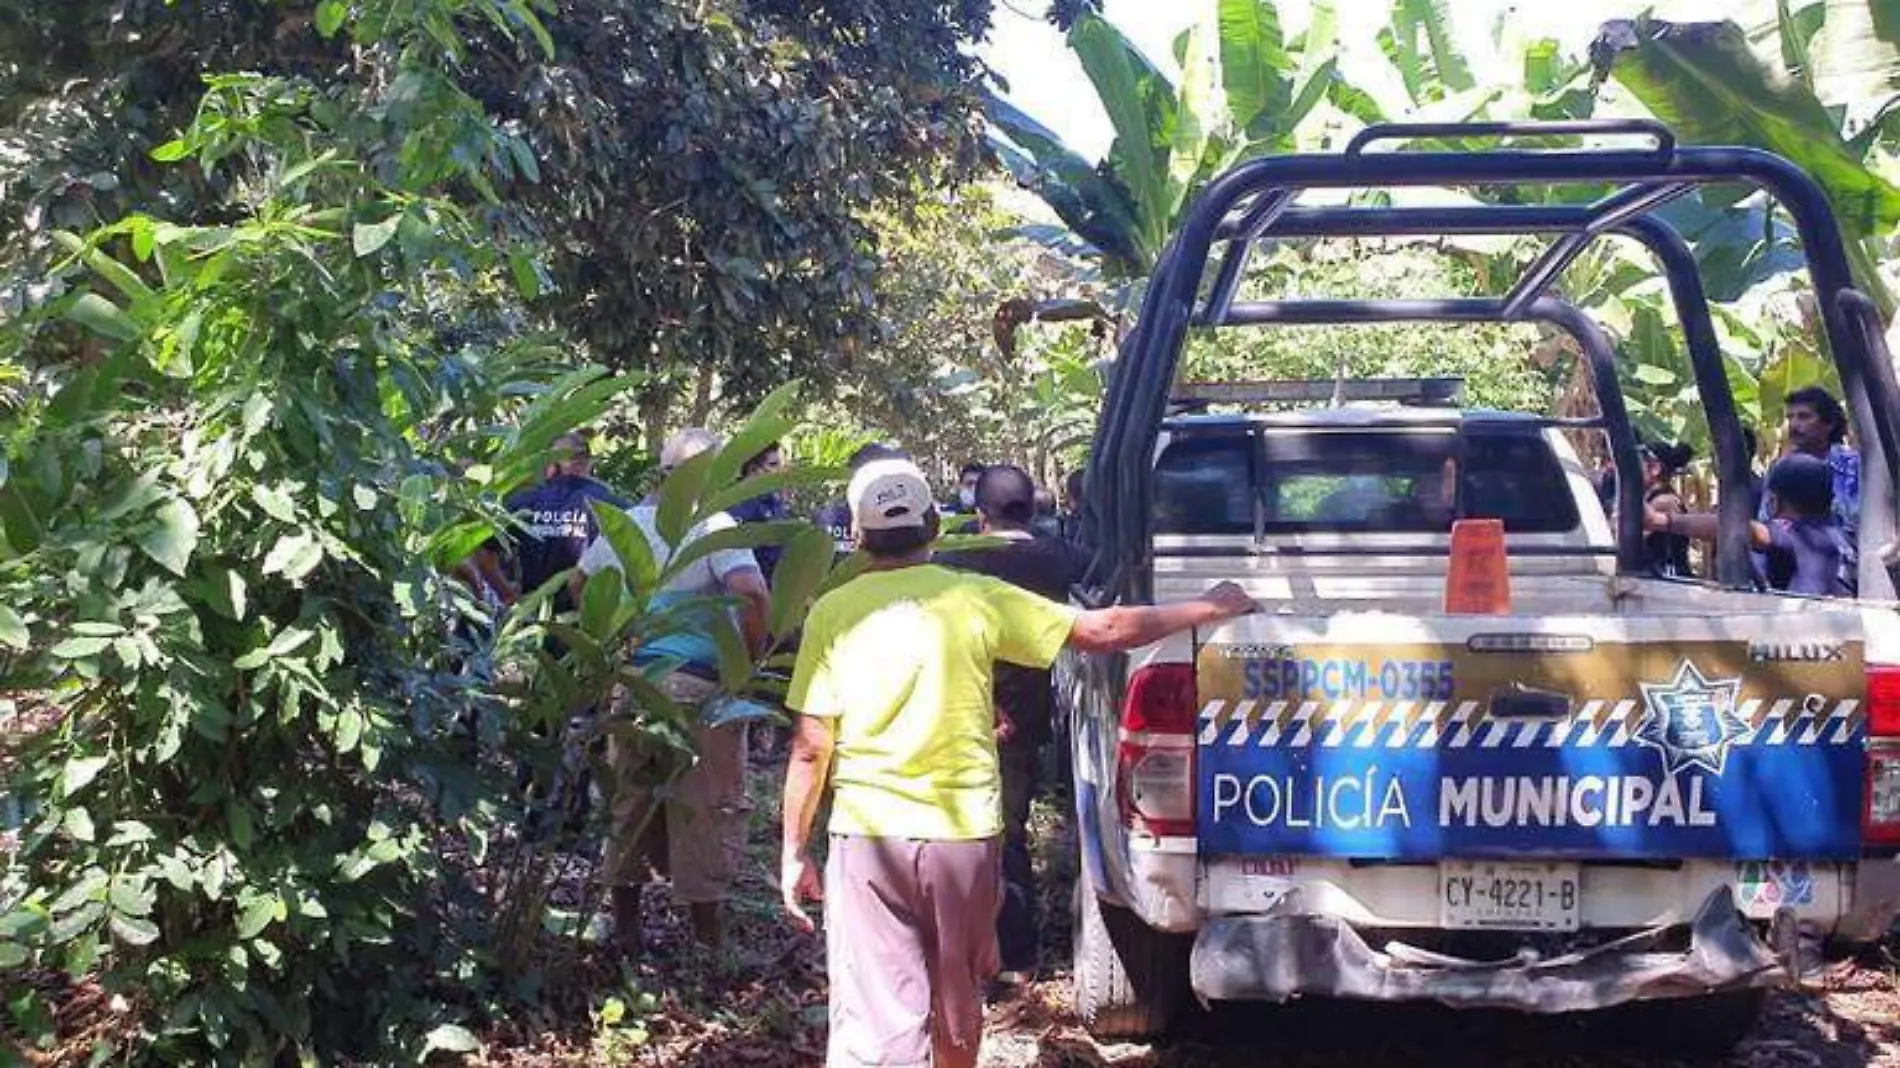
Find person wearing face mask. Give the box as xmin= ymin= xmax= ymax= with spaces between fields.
xmin=949 ymin=462 xmax=985 ymax=515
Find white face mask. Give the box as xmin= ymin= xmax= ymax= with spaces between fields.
xmin=958 ymin=488 xmax=977 ymax=509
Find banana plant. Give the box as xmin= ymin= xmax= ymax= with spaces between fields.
xmin=987 ymin=1 xmax=1350 ymax=278
xmin=1592 ymin=11 xmax=1900 ymax=318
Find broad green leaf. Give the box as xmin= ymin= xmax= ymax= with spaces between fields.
xmin=236 ymin=894 xmax=275 ymax=939
xmin=315 ymin=0 xmax=348 ymax=37
xmin=137 ymin=498 xmax=200 ymax=576
xmin=65 ymin=293 xmax=140 ymax=343
xmin=263 ymin=533 xmax=323 ymax=581
xmin=1382 ymin=0 xmax=1475 ymax=105
xmin=1595 ymin=16 xmax=1900 ymax=254
xmin=0 ymin=605 xmax=25 ymax=651
xmin=202 ymin=567 xmax=247 ymax=621
xmin=1634 ymin=363 xmax=1679 ymax=386
xmin=0 ymin=942 xmax=27 ymax=968
xmin=64 ymin=807 xmax=96 ymax=842
xmin=423 ymin=1024 xmax=483 ymax=1055
xmin=52 ymin=231 xmax=154 ymax=307
xmin=51 ymin=868 xmax=108 ymax=914
xmin=50 ymin=636 xmax=112 ymax=658
xmin=96 ymin=469 xmax=165 ymax=521
xmin=151 ymin=140 xmax=191 ymax=163
xmin=108 ymin=914 xmax=160 ymax=947
xmin=768 ymin=527 xmax=835 ymax=639
xmin=226 ymin=801 xmax=255 ymax=850
xmin=335 ymin=709 xmax=363 ymax=754
xmin=706 ymin=379 xmax=806 ymax=493
xmin=591 ymin=500 xmax=658 ymax=597
xmin=1219 ymin=0 xmax=1293 ymax=141
xmin=1070 ymin=13 xmax=1178 ymax=260
xmin=1169 ymin=19 xmax=1219 ymax=192
xmin=1810 ymin=0 xmax=1900 ymax=105
xmin=656 ymin=448 xmax=718 ymax=547
xmin=234 ymin=626 xmax=313 ymax=670
xmin=697 ymin=465 xmax=843 ymax=525
xmin=580 ymin=568 xmax=620 ymax=641
xmin=985 ymin=96 xmax=1148 ymax=273
xmin=61 ymin=756 xmax=110 ymax=799
xmin=659 ymin=521 xmax=803 ymax=588
xmin=251 ymin=484 xmax=297 ymax=522
xmin=352 ymin=215 xmax=402 ymax=257
xmin=108 ymin=879 xmax=154 ymax=918
xmin=708 ymin=612 xmax=752 ymax=693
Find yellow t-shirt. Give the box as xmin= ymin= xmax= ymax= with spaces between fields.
xmin=787 ymin=564 xmax=1081 ymax=840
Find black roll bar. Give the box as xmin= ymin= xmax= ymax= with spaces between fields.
xmin=1344 ymin=119 xmax=1677 ymax=156
xmin=1083 ymin=138 xmax=1900 ymax=605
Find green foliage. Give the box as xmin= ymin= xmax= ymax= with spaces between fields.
xmin=0 ymin=2 xmax=679 ymax=1063
xmin=1593 ymin=12 xmax=1900 ymax=314
xmin=480 ymin=0 xmax=994 ymax=417
xmin=990 ymin=2 xmax=1347 ymax=277
xmin=1184 ymin=240 xmax=1555 ymax=413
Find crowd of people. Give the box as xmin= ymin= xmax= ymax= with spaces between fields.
xmin=466 ymin=387 xmax=1864 ymax=1066
xmin=1604 ymin=384 xmax=1860 ymax=597
xmin=469 ymin=431 xmax=1197 ymax=1063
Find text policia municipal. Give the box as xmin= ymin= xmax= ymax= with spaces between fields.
xmin=1208 ymin=770 xmax=1718 ymax=830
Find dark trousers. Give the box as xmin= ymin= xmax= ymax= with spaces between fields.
xmin=997 ymin=738 xmax=1040 ymax=972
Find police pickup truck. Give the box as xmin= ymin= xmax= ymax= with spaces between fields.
xmin=1061 ymin=123 xmax=1900 ymax=1052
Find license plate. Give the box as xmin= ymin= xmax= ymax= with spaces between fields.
xmin=1439 ymin=861 xmax=1580 ymax=932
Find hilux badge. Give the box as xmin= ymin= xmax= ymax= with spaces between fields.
xmin=1636 ymin=661 xmax=1748 ymax=776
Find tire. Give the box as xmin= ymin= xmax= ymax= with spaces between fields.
xmin=1071 ymin=872 xmax=1193 ymax=1040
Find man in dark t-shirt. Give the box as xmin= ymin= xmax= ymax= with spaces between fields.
xmin=937 ymin=464 xmax=1089 ymax=982
xmin=503 ymin=432 xmax=628 ymax=613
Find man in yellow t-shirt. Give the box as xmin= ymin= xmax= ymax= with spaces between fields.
xmin=780 ymin=459 xmax=1254 ymax=1068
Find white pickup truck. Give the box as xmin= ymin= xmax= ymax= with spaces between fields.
xmin=1061 ymin=123 xmax=1900 ymax=1054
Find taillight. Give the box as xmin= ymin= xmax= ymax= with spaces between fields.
xmin=1863 ymin=667 xmax=1900 ymax=847
xmin=1117 ymin=663 xmax=1197 ymax=838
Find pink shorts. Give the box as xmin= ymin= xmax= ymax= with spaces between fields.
xmin=825 ymin=834 xmax=1002 ymax=1067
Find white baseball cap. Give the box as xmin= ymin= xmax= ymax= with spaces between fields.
xmin=659 ymin=428 xmax=720 ymax=471
xmin=847 ymin=458 xmax=935 ymax=531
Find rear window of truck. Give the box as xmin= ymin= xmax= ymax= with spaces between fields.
xmin=1153 ymin=429 xmax=1580 ymax=536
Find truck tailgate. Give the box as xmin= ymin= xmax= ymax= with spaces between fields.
xmin=1196 ymin=612 xmax=1866 ymax=861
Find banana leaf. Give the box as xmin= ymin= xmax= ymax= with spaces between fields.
xmin=1069 ymin=13 xmax=1179 ymax=263
xmin=1592 ymin=17 xmax=1900 ymax=242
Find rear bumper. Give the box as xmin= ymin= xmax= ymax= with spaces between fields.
xmin=1189 ymin=887 xmax=1782 ymax=1013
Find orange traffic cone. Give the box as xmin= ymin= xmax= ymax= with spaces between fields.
xmin=1445 ymin=518 xmax=1511 ymax=615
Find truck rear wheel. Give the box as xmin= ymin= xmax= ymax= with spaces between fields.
xmin=1072 ymin=873 xmax=1193 ymax=1040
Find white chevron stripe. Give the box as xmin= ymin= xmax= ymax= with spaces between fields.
xmin=1604 ymin=701 xmax=1637 ymax=746
xmin=1348 ymin=702 xmax=1387 ymax=747
xmin=1197 ymin=701 xmax=1226 ymax=745
xmin=1447 ymin=702 xmax=1481 ymax=748
xmin=1319 ymin=701 xmax=1359 ymax=747
xmin=1766 ymin=699 xmax=1798 ymax=744
xmin=1544 ymin=701 xmax=1597 ymax=748
xmin=1479 ymin=720 xmax=1510 ymax=748
xmin=1413 ymin=702 xmax=1449 ymax=747
xmin=1254 ymin=701 xmax=1290 ymax=747
xmin=1226 ymin=700 xmax=1258 ymax=746
xmin=1832 ymin=700 xmax=1862 ymax=744
xmin=1512 ymin=720 xmax=1543 ymax=747
xmin=1288 ymin=701 xmax=1321 ymax=747
xmin=1385 ymin=703 xmax=1421 ymax=748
